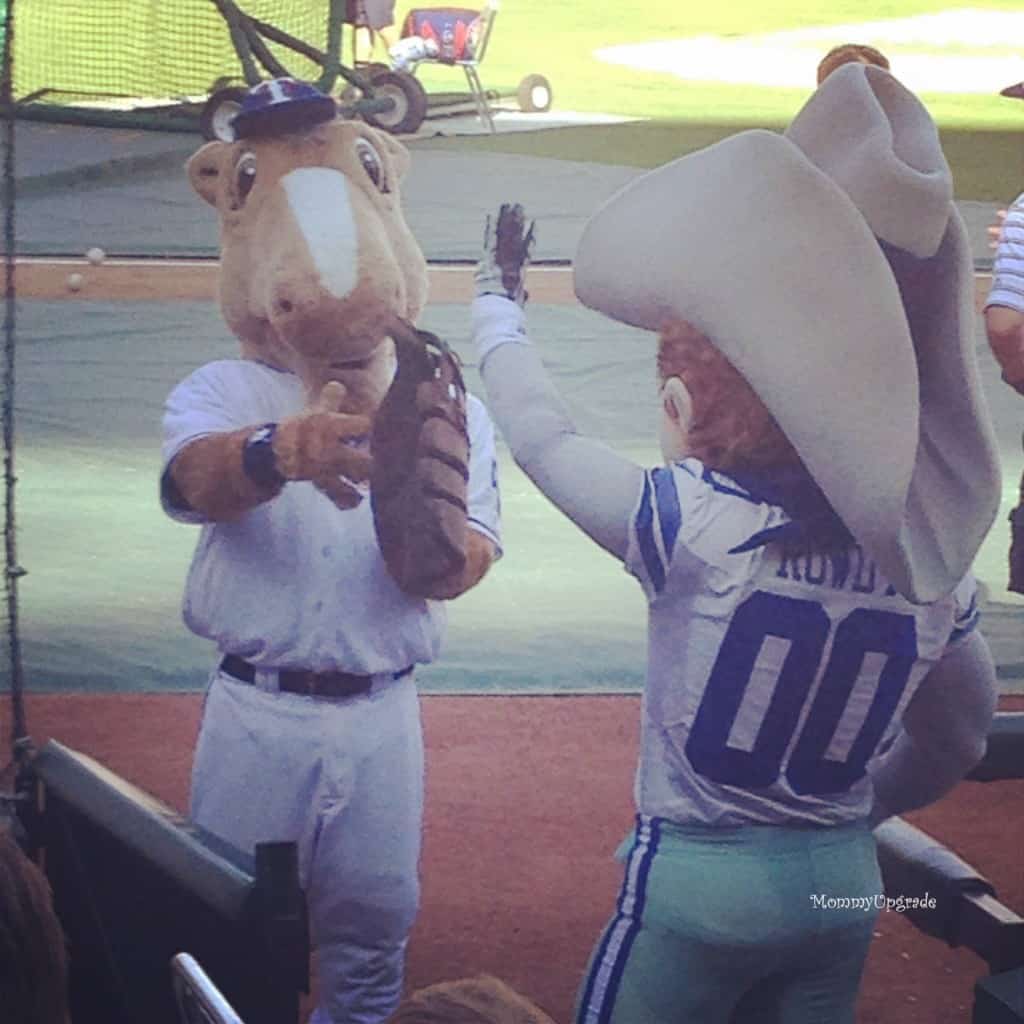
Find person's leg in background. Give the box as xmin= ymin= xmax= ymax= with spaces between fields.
xmin=348 ymin=0 xmax=399 ymax=63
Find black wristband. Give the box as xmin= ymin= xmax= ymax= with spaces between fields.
xmin=242 ymin=423 xmax=285 ymax=489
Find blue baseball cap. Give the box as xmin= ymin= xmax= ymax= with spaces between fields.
xmin=231 ymin=77 xmax=338 ymax=140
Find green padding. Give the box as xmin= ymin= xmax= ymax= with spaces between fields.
xmin=974 ymin=968 xmax=1024 ymax=1023
xmin=32 ymin=739 xmax=255 ymax=920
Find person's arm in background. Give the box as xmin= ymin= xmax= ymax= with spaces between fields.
xmin=867 ymin=629 xmax=997 ymax=827
xmin=985 ymin=194 xmax=1024 ymax=395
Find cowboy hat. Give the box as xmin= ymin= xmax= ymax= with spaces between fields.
xmin=573 ymin=63 xmax=1000 ymax=603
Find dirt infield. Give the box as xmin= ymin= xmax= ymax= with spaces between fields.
xmin=2 ymin=692 xmax=1021 ymax=1024
xmin=6 ymin=256 xmax=1023 ymax=1021
xmin=10 ymin=257 xmax=999 ymax=310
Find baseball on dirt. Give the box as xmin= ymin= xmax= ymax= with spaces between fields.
xmin=85 ymin=246 xmax=106 ymax=265
xmin=66 ymin=272 xmax=84 ymax=292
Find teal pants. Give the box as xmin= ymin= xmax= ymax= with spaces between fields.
xmin=575 ymin=816 xmax=881 ymax=1024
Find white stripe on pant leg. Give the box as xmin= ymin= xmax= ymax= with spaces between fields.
xmin=578 ymin=818 xmax=657 ymax=1024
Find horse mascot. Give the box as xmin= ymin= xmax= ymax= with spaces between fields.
xmin=160 ymin=78 xmax=501 ymax=1024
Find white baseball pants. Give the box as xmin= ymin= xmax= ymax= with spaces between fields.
xmin=190 ymin=669 xmax=424 ymax=1024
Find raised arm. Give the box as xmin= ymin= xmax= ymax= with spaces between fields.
xmin=471 ymin=206 xmax=644 ymax=560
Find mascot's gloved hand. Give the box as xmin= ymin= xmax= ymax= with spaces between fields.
xmin=475 ymin=203 xmax=536 ymax=306
xmin=274 ymin=381 xmax=372 ymax=510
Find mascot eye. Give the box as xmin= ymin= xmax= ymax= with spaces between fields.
xmin=231 ymin=152 xmax=258 ymax=208
xmin=355 ymin=137 xmax=389 ymax=194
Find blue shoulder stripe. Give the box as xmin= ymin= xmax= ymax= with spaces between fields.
xmin=651 ymin=466 xmax=681 ymax=559
xmin=635 ymin=474 xmax=665 ymax=593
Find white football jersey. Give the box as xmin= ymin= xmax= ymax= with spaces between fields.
xmin=625 ymin=459 xmax=978 ymax=827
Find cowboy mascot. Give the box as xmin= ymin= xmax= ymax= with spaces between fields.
xmin=470 ymin=63 xmax=1001 ymax=1023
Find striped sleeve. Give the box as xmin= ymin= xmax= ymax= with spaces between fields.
xmin=946 ymin=574 xmax=981 ymax=649
xmin=630 ymin=466 xmax=682 ymax=594
xmin=986 ymin=193 xmax=1024 ymax=312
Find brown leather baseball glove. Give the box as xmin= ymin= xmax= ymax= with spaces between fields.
xmin=370 ymin=320 xmax=470 ymax=597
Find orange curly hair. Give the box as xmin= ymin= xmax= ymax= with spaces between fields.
xmin=656 ymin=319 xmax=802 ymax=475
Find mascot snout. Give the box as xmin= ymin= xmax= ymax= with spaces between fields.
xmin=259 ymin=167 xmax=409 ymax=365
xmin=186 ymin=118 xmax=428 ymax=401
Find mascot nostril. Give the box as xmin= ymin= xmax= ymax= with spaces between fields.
xmin=164 ymin=78 xmax=502 ymax=1024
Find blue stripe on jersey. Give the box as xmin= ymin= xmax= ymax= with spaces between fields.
xmin=949 ymin=589 xmax=980 ymax=647
xmin=576 ymin=816 xmax=660 ymax=1024
xmin=636 ymin=474 xmax=666 ymax=593
xmin=651 ymin=466 xmax=681 ymax=560
xmin=729 ymin=522 xmax=794 ymax=555
xmin=701 ymin=464 xmax=758 ymax=503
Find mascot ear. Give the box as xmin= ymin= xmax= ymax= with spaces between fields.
xmin=186 ymin=142 xmax=230 ymax=207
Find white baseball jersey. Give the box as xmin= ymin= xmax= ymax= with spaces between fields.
xmin=162 ymin=359 xmax=501 ymax=674
xmin=627 ymin=459 xmax=978 ymax=827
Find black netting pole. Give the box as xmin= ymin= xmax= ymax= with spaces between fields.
xmin=1 ymin=0 xmax=29 ymax=757
xmin=210 ymin=0 xmax=263 ymax=86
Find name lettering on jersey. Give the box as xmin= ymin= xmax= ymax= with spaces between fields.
xmin=775 ymin=543 xmax=898 ymax=597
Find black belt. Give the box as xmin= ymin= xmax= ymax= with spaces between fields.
xmin=220 ymin=654 xmax=412 ymax=699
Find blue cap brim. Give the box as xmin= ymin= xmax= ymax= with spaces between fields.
xmin=232 ymin=95 xmax=337 ymax=140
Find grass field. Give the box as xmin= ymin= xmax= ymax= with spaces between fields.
xmin=409 ymin=0 xmax=1024 ymax=126
xmin=408 ymin=120 xmax=1024 ymax=202
xmin=406 ymin=0 xmax=1024 ymax=201
xmin=12 ymin=1 xmax=1024 ymax=125
xmin=10 ymin=2 xmax=1024 ymax=198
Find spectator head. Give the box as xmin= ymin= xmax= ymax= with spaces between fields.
xmin=387 ymin=975 xmax=557 ymax=1024
xmin=817 ymin=43 xmax=890 ymax=84
xmin=0 ymin=827 xmax=70 ymax=1024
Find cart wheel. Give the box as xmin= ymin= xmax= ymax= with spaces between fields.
xmin=200 ymin=86 xmax=248 ymax=141
xmin=362 ymin=70 xmax=428 ymax=135
xmin=517 ymin=74 xmax=552 ymax=113
xmin=339 ymin=63 xmax=392 ymax=109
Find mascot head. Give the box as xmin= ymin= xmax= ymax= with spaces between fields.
xmin=574 ymin=63 xmax=1001 ymax=603
xmin=187 ymin=78 xmax=428 ymax=414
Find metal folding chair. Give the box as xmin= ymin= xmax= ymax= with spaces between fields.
xmin=396 ymin=0 xmax=501 ymax=131
xmin=172 ymin=953 xmax=246 ymax=1024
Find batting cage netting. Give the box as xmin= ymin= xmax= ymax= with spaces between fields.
xmin=9 ymin=0 xmax=334 ymax=113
